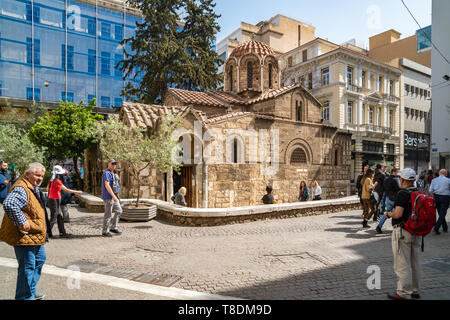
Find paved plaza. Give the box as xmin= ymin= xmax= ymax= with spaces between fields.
xmin=0 ymin=204 xmax=449 ymax=300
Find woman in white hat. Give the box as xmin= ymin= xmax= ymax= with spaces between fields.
xmin=47 ymin=165 xmax=83 ymax=238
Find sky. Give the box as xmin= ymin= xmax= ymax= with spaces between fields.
xmin=214 ymin=0 xmax=432 ymax=48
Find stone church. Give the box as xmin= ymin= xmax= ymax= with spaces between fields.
xmin=85 ymin=40 xmax=352 ymax=208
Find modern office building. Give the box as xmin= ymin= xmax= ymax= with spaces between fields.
xmin=0 ymin=0 xmax=142 ymax=109
xmin=431 ymin=0 xmax=450 ymax=170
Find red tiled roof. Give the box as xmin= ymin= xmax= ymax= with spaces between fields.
xmin=121 ymin=102 xmax=209 ymax=129
xmin=229 ymin=40 xmax=275 ymax=60
xmin=208 ymin=90 xmax=246 ymax=105
xmin=205 ymin=112 xmax=253 ymax=124
xmin=169 ymin=88 xmax=225 ymax=107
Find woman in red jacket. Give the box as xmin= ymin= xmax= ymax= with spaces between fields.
xmin=47 ymin=165 xmax=82 ymax=238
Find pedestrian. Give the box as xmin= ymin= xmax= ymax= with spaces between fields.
xmin=385 ymin=168 xmax=421 ymax=300
xmin=0 ymin=160 xmax=12 ymax=204
xmin=101 ymin=160 xmax=123 ymax=237
xmin=298 ymin=181 xmax=309 ymax=202
xmin=426 ymin=170 xmax=434 ymax=187
xmin=361 ymin=168 xmax=375 ymax=228
xmin=60 ymin=169 xmax=73 ymax=223
xmin=261 ymin=186 xmax=274 ymax=204
xmin=373 ymin=164 xmax=387 ymax=221
xmin=356 ymin=164 xmax=369 ymax=212
xmin=47 ymin=165 xmax=82 ymax=238
xmin=311 ymin=181 xmax=322 ymax=200
xmin=376 ymin=168 xmax=401 ymax=234
xmin=0 ymin=162 xmax=51 ymax=300
xmin=172 ymin=187 xmax=187 ymax=206
xmin=429 ymin=169 xmax=450 ymax=234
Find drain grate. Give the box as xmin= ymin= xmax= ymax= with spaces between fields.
xmin=60 ymin=260 xmax=182 ymax=287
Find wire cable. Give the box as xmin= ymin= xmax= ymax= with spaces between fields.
xmin=401 ymin=0 xmax=450 ymax=64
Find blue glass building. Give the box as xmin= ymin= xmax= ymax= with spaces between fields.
xmin=416 ymin=25 xmax=432 ymax=52
xmin=0 ymin=0 xmax=142 ymax=108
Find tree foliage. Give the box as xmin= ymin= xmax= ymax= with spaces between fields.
xmin=0 ymin=124 xmax=45 ymax=174
xmin=96 ymin=113 xmax=183 ymax=205
xmin=28 ymin=99 xmax=103 ymax=187
xmin=120 ymin=0 xmax=222 ymax=104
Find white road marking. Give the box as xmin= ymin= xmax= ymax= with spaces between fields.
xmin=0 ymin=257 xmax=242 ymax=300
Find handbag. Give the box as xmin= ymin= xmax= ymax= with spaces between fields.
xmin=370 ymin=193 xmax=377 ymax=205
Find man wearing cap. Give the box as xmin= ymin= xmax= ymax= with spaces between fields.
xmin=429 ymin=169 xmax=450 ymax=234
xmin=385 ymin=168 xmax=421 ymax=300
xmin=101 ymin=160 xmax=122 ymax=237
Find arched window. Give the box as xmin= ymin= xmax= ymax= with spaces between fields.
xmin=229 ymin=68 xmax=233 ymax=91
xmin=268 ymin=63 xmax=273 ymax=89
xmin=290 ymin=148 xmax=307 ymax=164
xmin=296 ymin=100 xmax=302 ymax=122
xmin=247 ymin=61 xmax=253 ymax=88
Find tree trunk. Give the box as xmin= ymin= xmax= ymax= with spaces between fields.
xmin=72 ymin=156 xmax=83 ymax=190
xmin=135 ymin=163 xmax=150 ymax=207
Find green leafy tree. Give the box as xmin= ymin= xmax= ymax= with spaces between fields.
xmin=120 ymin=0 xmax=222 ymax=103
xmin=96 ymin=114 xmax=183 ymax=206
xmin=0 ymin=124 xmax=45 ymax=174
xmin=28 ymin=99 xmax=103 ymax=188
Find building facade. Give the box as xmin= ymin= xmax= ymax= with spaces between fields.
xmin=368 ymin=29 xmax=432 ymax=172
xmin=0 ymin=0 xmax=141 ymax=107
xmin=85 ymin=41 xmax=353 ymax=208
xmin=280 ymin=38 xmax=402 ymax=181
xmin=431 ymin=0 xmax=450 ymax=170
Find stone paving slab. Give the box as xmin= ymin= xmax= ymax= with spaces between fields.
xmin=0 ymin=204 xmax=449 ymax=300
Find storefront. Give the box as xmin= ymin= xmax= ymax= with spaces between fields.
xmin=404 ymin=131 xmax=430 ymax=173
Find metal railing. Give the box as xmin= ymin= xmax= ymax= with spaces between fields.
xmin=346 ymin=83 xmax=362 ymax=93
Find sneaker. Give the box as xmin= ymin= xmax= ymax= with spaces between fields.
xmin=110 ymin=229 xmax=122 ymax=235
xmin=376 ymin=226 xmax=383 ymax=234
xmin=102 ymin=232 xmax=113 ymax=237
xmin=34 ymin=292 xmax=45 ymax=300
xmin=411 ymin=292 xmax=421 ymax=299
xmin=59 ymin=233 xmax=72 ymax=239
xmin=387 ymin=292 xmax=407 ymax=300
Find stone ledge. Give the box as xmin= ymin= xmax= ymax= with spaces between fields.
xmin=74 ymin=194 xmax=360 ymax=226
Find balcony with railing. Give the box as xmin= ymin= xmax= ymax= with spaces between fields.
xmin=383 ymin=93 xmax=400 ymax=103
xmin=346 ymin=83 xmax=362 ymax=93
xmin=359 ymin=124 xmax=396 ymax=136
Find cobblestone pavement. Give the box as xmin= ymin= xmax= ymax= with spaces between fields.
xmin=1 ymin=205 xmax=449 ymax=300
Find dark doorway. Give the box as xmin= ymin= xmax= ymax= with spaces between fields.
xmin=173 ymin=166 xmax=193 ymax=207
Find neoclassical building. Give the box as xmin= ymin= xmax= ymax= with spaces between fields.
xmin=85 ymin=40 xmax=352 ymax=208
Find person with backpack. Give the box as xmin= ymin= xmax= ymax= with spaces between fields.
xmin=376 ymin=168 xmax=400 ymax=234
xmin=385 ymin=168 xmax=436 ymax=300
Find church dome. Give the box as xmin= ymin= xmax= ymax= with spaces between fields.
xmin=229 ymin=40 xmax=275 ymax=60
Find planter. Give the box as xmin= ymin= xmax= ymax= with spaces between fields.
xmin=120 ymin=203 xmax=157 ymax=222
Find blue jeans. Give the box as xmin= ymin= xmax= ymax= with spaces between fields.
xmin=13 ymin=245 xmax=46 ymax=300
xmin=434 ymin=195 xmax=450 ymax=232
xmin=378 ymin=197 xmax=395 ymax=229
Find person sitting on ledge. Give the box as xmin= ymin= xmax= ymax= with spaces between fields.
xmin=261 ymin=186 xmax=274 ymax=204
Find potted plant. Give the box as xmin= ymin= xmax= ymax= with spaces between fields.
xmin=96 ymin=113 xmax=182 ymax=221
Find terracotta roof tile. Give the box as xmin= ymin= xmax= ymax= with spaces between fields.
xmin=229 ymin=40 xmax=275 ymax=60
xmin=169 ymin=88 xmax=225 ymax=107
xmin=205 ymin=112 xmax=253 ymax=124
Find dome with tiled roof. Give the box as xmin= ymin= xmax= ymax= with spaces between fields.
xmin=229 ymin=40 xmax=275 ymax=60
